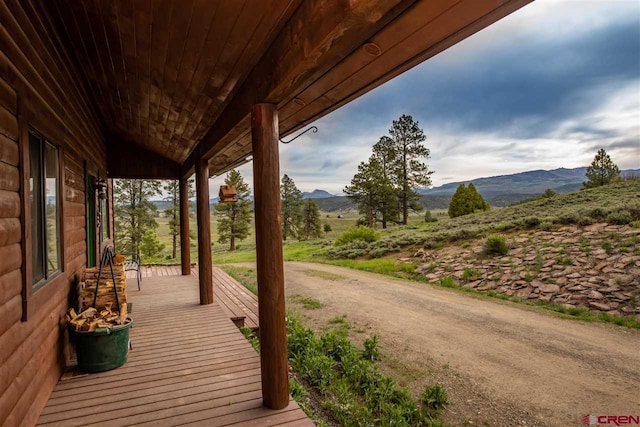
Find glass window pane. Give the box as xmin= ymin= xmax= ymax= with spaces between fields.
xmin=45 ymin=142 xmax=60 ymax=276
xmin=29 ymin=134 xmax=44 ymax=284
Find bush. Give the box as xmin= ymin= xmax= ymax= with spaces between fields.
xmin=334 ymin=226 xmax=380 ymax=247
xmin=323 ymin=223 xmax=332 ymax=233
xmin=520 ymin=216 xmax=541 ymax=228
xmin=362 ymin=335 xmax=380 ymax=361
xmin=483 ymin=234 xmax=509 ymax=256
xmin=461 ymin=267 xmax=479 ymax=282
xmin=421 ymin=384 xmax=449 ymax=412
xmin=424 ymin=210 xmax=438 ymax=223
xmin=539 ymin=221 xmax=554 ymax=231
xmin=606 ymin=209 xmax=632 ymax=225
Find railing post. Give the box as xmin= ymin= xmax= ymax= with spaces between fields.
xmin=179 ymin=178 xmax=191 ymax=276
xmin=195 ymin=160 xmax=213 ymax=304
xmin=251 ymin=103 xmax=289 ymax=409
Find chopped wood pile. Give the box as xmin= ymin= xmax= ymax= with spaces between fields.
xmin=66 ymin=304 xmax=129 ymax=332
xmin=79 ymin=255 xmax=128 ymax=311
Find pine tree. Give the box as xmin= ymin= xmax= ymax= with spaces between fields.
xmin=344 ymin=157 xmax=396 ymax=228
xmin=114 ymin=179 xmax=162 ymax=259
xmin=583 ymin=149 xmax=620 ymax=188
xmin=372 ymin=136 xmax=400 ymax=228
xmin=301 ymin=199 xmax=323 ymax=240
xmin=280 ymin=174 xmax=303 ymax=241
xmin=163 ymin=180 xmax=194 ymax=259
xmin=448 ymin=183 xmax=489 ymax=218
xmin=214 ymin=170 xmax=252 ymax=251
xmin=387 ymin=115 xmax=433 ymax=224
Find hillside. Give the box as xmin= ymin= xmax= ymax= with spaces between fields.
xmin=302 ymin=189 xmax=334 ymax=199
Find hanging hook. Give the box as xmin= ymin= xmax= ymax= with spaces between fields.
xmin=279 ymin=126 xmax=318 ymax=144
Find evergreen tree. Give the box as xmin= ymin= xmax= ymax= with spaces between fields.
xmin=387 ymin=115 xmax=433 ymax=224
xmin=301 ymin=199 xmax=323 ymax=240
xmin=583 ymin=149 xmax=620 ymax=188
xmin=344 ymin=157 xmax=395 ymax=228
xmin=214 ymin=170 xmax=252 ymax=251
xmin=163 ymin=180 xmax=194 ymax=259
xmin=372 ymin=137 xmax=400 ymax=228
xmin=448 ymin=183 xmax=489 ymax=218
xmin=280 ymin=174 xmax=303 ymax=241
xmin=114 ymin=179 xmax=162 ymax=259
xmin=140 ymin=229 xmax=165 ymax=258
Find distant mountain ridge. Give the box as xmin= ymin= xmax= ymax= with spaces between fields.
xmin=302 ymin=189 xmax=334 ymax=199
xmin=419 ymin=167 xmax=640 ymax=198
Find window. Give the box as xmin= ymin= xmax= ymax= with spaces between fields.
xmin=29 ymin=131 xmax=61 ymax=289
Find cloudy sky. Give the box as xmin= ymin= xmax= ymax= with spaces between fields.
xmin=210 ymin=0 xmax=640 ymax=196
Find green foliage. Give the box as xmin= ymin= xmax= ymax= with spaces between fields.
xmin=362 ymin=335 xmax=380 ymax=361
xmin=286 ymin=315 xmax=445 ymax=426
xmin=520 ymin=216 xmax=541 ymax=228
xmin=543 ymin=188 xmax=557 ymax=198
xmin=439 ymin=276 xmax=457 ymax=288
xmin=323 ymin=223 xmax=332 ymax=233
xmin=448 ymin=183 xmax=490 ymax=218
xmin=162 ymin=179 xmax=194 ymax=259
xmin=602 ymin=240 xmax=613 ymax=255
xmin=424 ymin=210 xmax=438 ymax=223
xmin=215 ymin=170 xmax=253 ymax=251
xmin=461 ymin=267 xmax=480 ymax=282
xmin=291 ymin=295 xmax=324 ymax=309
xmin=240 ymin=327 xmax=260 ymax=352
xmin=421 ymin=384 xmax=449 ymax=412
xmin=606 ymin=209 xmax=632 ymax=225
xmin=583 ymin=148 xmax=621 ymax=188
xmin=114 ymin=179 xmax=161 ymax=258
xmin=301 ymin=199 xmax=323 ymax=240
xmin=281 ymin=174 xmax=304 ymax=241
xmin=140 ymin=229 xmax=165 ymax=258
xmin=483 ymin=235 xmax=509 ymax=256
xmin=334 ymin=226 xmax=380 ymax=246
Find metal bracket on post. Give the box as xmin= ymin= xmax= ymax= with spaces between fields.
xmin=279 ymin=126 xmax=318 ymax=144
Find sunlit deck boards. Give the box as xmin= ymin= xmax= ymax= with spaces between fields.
xmin=36 ymin=273 xmax=310 ymax=426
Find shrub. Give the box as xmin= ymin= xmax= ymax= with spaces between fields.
xmin=369 ymin=248 xmax=389 ymax=258
xmin=324 ymin=223 xmax=332 ymax=233
xmin=439 ymin=276 xmax=457 ymax=288
xmin=539 ymin=221 xmax=554 ymax=231
xmin=602 ymin=240 xmax=613 ymax=255
xmin=576 ymin=215 xmax=596 ymax=227
xmin=483 ymin=234 xmax=509 ymax=256
xmin=334 ymin=226 xmax=380 ymax=247
xmin=631 ymin=220 xmax=640 ymax=229
xmin=555 ymin=212 xmax=579 ymax=225
xmin=421 ymin=384 xmax=449 ymax=412
xmin=520 ymin=216 xmax=541 ymax=228
xmin=606 ymin=209 xmax=632 ymax=225
xmin=587 ymin=207 xmax=608 ymax=220
xmin=424 ymin=210 xmax=438 ymax=223
xmin=362 ymin=335 xmax=380 ymax=361
xmin=461 ymin=267 xmax=479 ymax=282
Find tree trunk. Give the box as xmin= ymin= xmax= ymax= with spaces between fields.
xmin=230 ymin=236 xmax=235 ymax=251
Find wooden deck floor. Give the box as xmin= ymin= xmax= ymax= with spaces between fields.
xmin=130 ymin=266 xmax=259 ymax=329
xmin=36 ymin=272 xmax=311 ymax=426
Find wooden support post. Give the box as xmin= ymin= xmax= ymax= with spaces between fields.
xmin=179 ymin=178 xmax=191 ymax=276
xmin=195 ymin=160 xmax=213 ymax=304
xmin=251 ymin=103 xmax=289 ymax=409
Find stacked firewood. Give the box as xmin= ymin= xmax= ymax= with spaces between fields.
xmin=78 ymin=254 xmax=128 ymax=311
xmin=66 ymin=304 xmax=129 ymax=332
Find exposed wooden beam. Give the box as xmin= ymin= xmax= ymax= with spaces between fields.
xmin=106 ymin=137 xmax=180 ymax=179
xmin=179 ymin=177 xmax=191 ymax=276
xmin=195 ymin=159 xmax=213 ymax=305
xmin=180 ymin=0 xmax=415 ymax=177
xmin=251 ymin=103 xmax=288 ymax=409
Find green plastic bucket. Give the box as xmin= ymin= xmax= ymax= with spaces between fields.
xmin=70 ymin=318 xmax=133 ymax=372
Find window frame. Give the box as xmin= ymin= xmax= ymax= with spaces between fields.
xmin=28 ymin=128 xmax=64 ymax=292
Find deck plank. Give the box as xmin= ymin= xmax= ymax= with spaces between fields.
xmin=36 ymin=272 xmax=310 ymax=426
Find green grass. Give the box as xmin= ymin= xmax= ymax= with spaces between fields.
xmin=219 ymin=265 xmax=258 ymax=295
xmin=290 ymin=295 xmax=324 ymax=310
xmin=303 ymin=269 xmax=347 ymax=281
xmin=327 ymin=259 xmax=417 ymax=277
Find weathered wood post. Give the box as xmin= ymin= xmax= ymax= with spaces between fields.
xmin=179 ymin=177 xmax=191 ymax=276
xmin=195 ymin=160 xmax=213 ymax=304
xmin=251 ymin=103 xmax=289 ymax=409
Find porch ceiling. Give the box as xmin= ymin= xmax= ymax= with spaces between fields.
xmin=48 ymin=0 xmax=531 ymax=179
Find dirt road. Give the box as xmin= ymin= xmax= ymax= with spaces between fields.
xmin=276 ymin=262 xmax=639 ymax=426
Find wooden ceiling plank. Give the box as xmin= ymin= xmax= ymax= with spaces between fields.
xmin=0 ymin=1 xmax=104 ymax=160
xmin=115 ymin=0 xmax=141 ymax=137
xmin=83 ymin=0 xmax=127 ymax=129
xmin=51 ymin=0 xmax=113 ymax=127
xmin=182 ymin=0 xmax=414 ymax=176
xmin=101 ymin=0 xmax=135 ymax=132
xmin=132 ymin=0 xmax=152 ymax=144
xmin=168 ymin=0 xmax=220 ymax=160
xmin=149 ymin=0 xmax=173 ymax=136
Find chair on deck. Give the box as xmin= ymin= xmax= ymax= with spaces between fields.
xmin=123 ymin=253 xmax=142 ymax=291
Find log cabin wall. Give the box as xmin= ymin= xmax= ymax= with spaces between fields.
xmin=0 ymin=1 xmax=106 ymax=425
